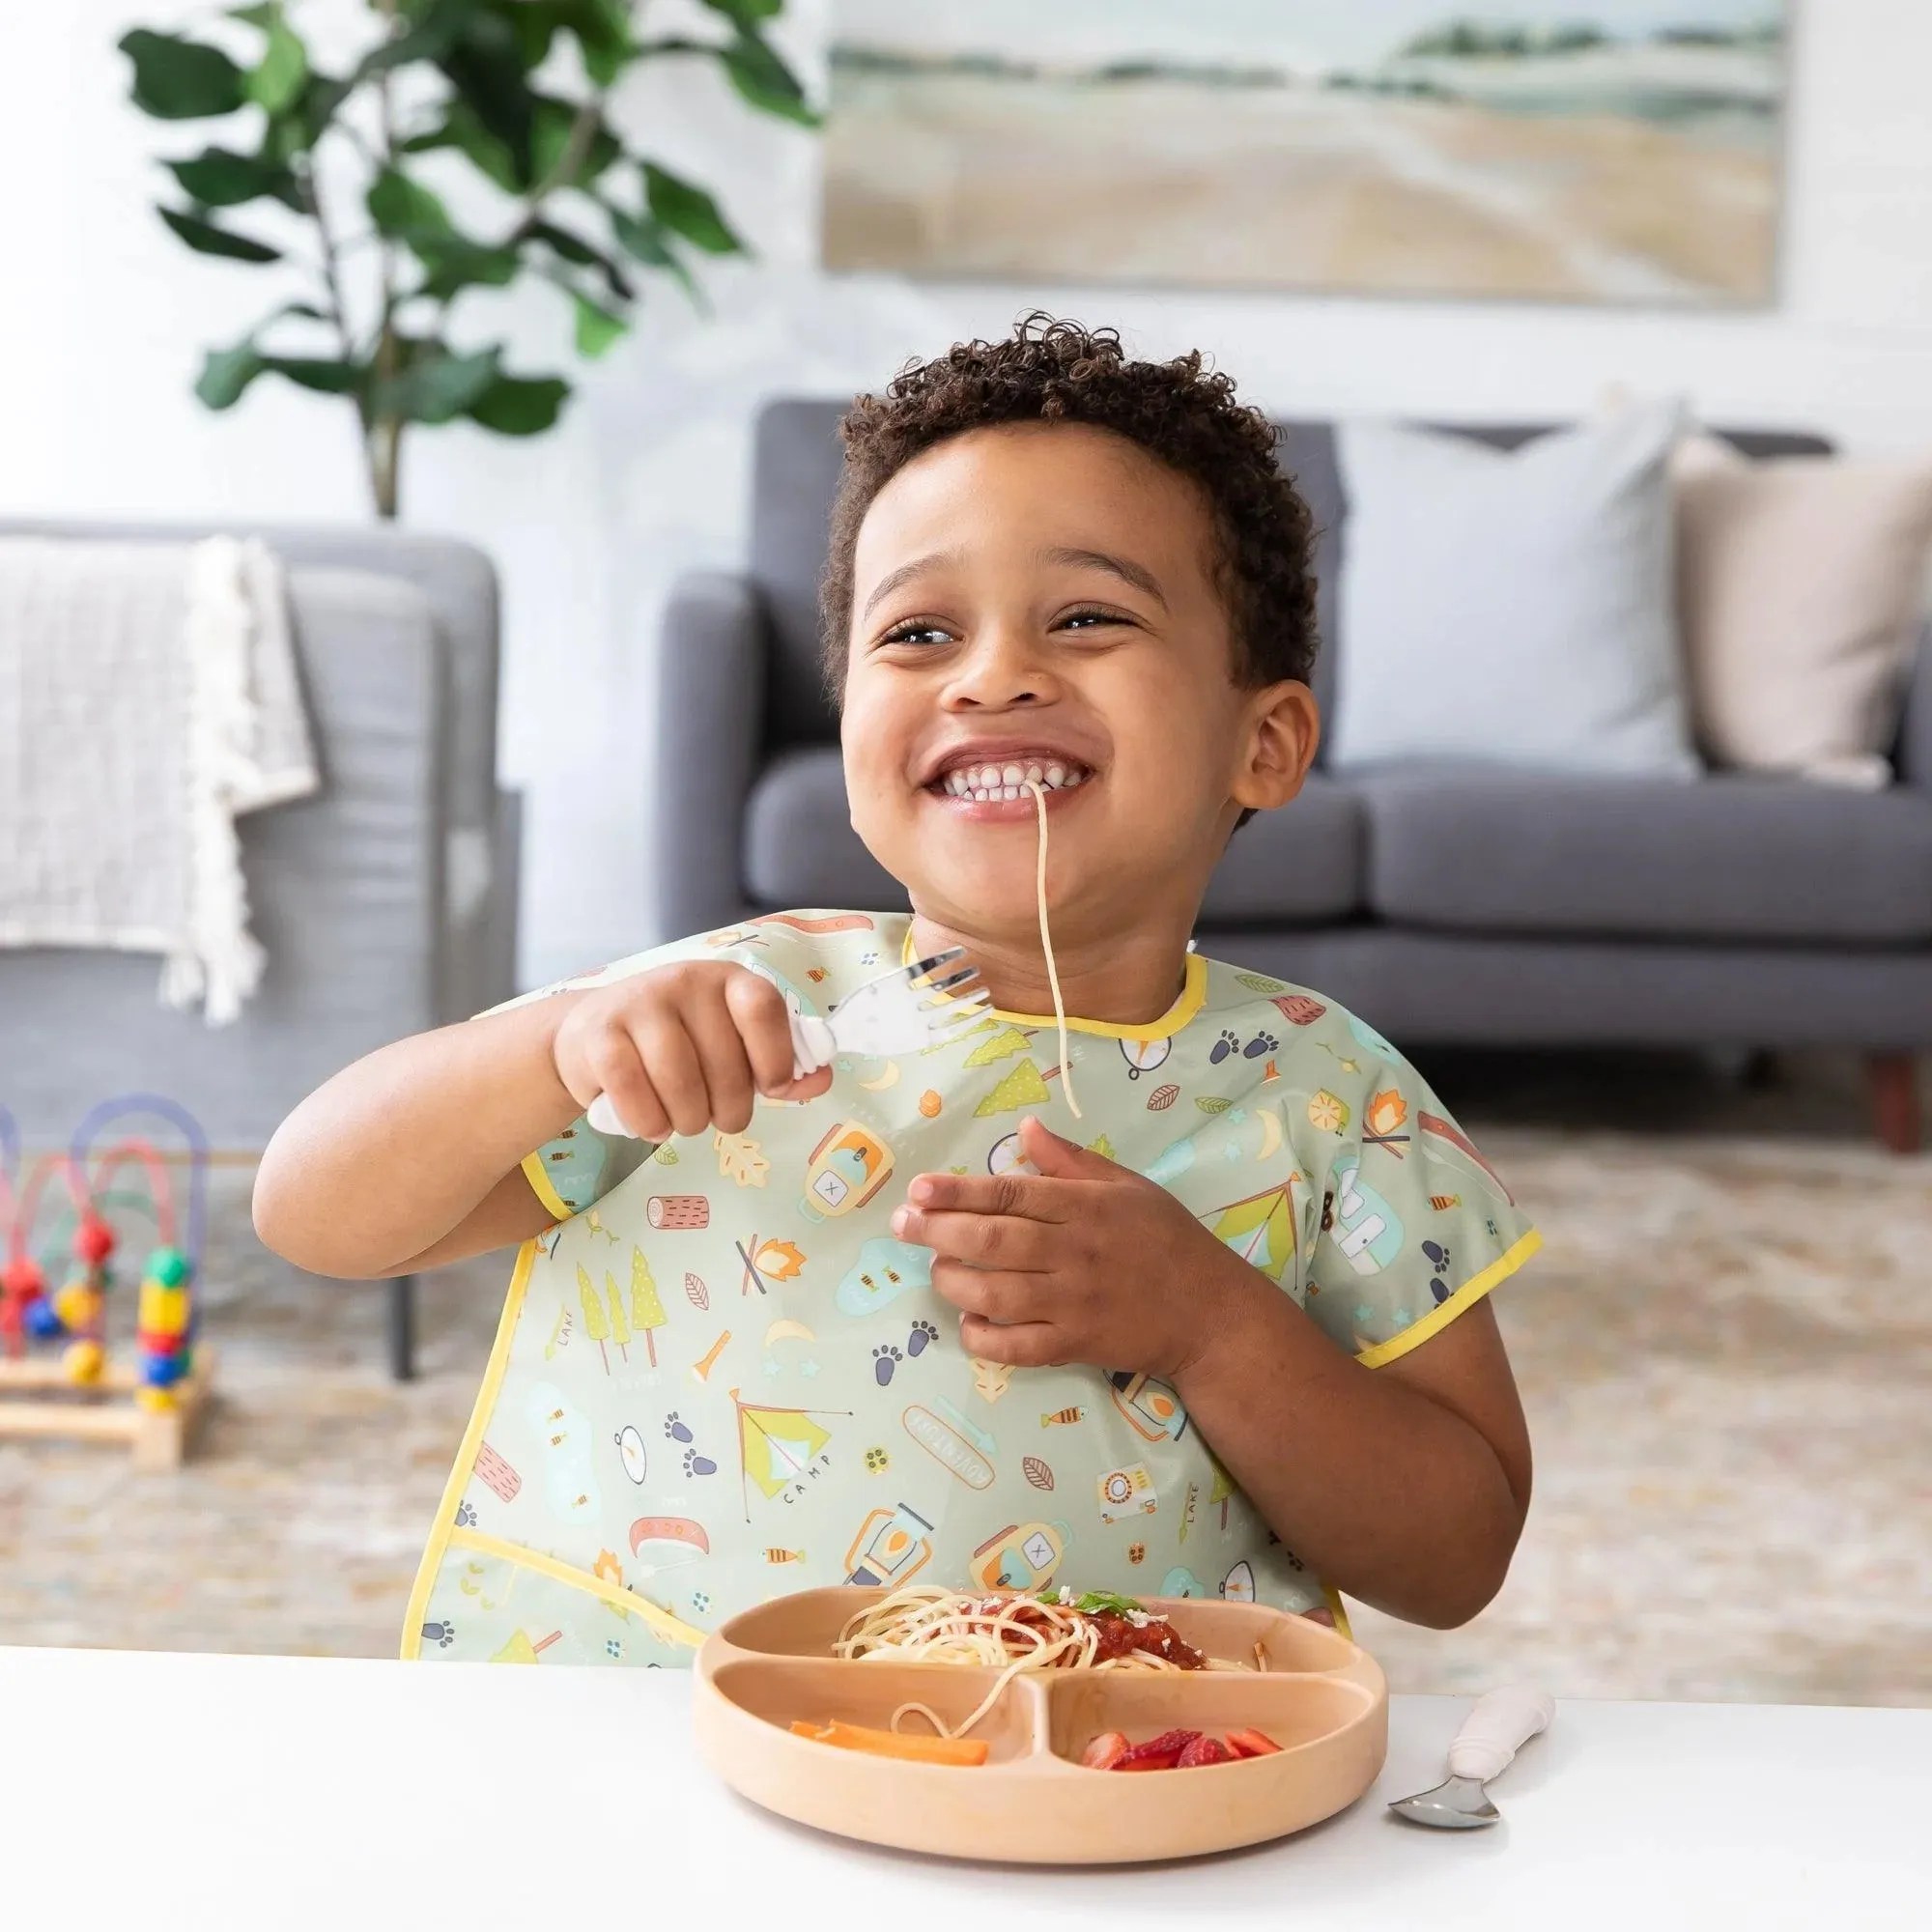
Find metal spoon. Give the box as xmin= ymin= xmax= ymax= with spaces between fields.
xmin=1388 ymin=1686 xmax=1555 ymax=1830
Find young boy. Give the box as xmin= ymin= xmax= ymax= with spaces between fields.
xmin=256 ymin=316 xmax=1539 ymax=1665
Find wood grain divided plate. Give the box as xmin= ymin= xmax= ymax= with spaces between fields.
xmin=691 ymin=1586 xmax=1388 ymax=1863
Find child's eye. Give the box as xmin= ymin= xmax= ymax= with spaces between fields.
xmin=1056 ymin=606 xmax=1133 ymax=633
xmin=879 ymin=619 xmax=955 ymax=647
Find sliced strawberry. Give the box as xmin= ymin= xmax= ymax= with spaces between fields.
xmin=1114 ymin=1727 xmax=1201 ymax=1771
xmin=1225 ymin=1727 xmax=1283 ymax=1758
xmin=1080 ymin=1730 xmax=1129 ymax=1771
xmin=1176 ymin=1733 xmax=1232 ymax=1768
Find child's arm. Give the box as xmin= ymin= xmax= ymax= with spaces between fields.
xmin=895 ymin=1117 xmax=1529 ymax=1629
xmin=253 ymin=964 xmax=829 ymax=1279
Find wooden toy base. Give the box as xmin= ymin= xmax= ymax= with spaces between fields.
xmin=0 ymin=1349 xmax=214 ymax=1470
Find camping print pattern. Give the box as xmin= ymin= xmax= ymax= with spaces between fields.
xmin=409 ymin=914 xmax=1536 ymax=1666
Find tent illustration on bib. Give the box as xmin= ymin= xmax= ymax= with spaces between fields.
xmin=731 ymin=1389 xmax=849 ymax=1518
xmin=1202 ymin=1175 xmax=1307 ymax=1284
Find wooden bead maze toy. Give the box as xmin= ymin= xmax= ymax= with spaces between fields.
xmin=0 ymin=1096 xmax=214 ymax=1470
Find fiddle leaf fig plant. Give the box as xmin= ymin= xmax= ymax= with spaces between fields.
xmin=120 ymin=0 xmax=815 ymax=518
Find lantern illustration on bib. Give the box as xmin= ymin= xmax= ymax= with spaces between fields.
xmin=843 ymin=1500 xmax=934 ymax=1587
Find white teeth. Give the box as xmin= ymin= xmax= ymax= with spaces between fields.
xmin=1063 ymin=770 xmax=1083 ymax=786
xmin=1002 ymin=763 xmax=1022 ymax=786
xmin=1045 ymin=764 xmax=1065 ymax=787
xmin=1024 ymin=763 xmax=1043 ymax=784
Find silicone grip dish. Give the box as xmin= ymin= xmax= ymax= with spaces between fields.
xmin=692 ymin=1587 xmax=1388 ymax=1863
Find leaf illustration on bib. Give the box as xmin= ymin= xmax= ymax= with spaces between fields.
xmin=975 ymin=1058 xmax=1051 ymax=1116
xmin=1235 ymin=972 xmax=1288 ymax=994
xmin=714 ymin=1131 xmax=770 ymax=1188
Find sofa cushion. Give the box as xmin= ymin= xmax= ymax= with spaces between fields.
xmin=1360 ymin=766 xmax=1932 ymax=944
xmin=1199 ymin=775 xmax=1364 ymax=924
xmin=744 ymin=751 xmax=1364 ymax=924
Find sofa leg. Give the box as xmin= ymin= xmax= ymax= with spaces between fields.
xmin=1867 ymin=1053 xmax=1922 ymax=1155
xmin=388 ymin=1274 xmax=417 ymax=1382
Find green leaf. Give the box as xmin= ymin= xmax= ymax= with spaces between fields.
xmin=367 ymin=167 xmax=454 ymax=240
xmin=196 ymin=342 xmax=265 ymax=410
xmin=372 ymin=343 xmax=503 ymax=425
xmin=159 ymin=206 xmax=282 ymax=263
xmin=120 ymin=31 xmax=246 ymax=120
xmin=467 ymin=373 xmax=570 ymax=436
xmin=261 ymin=356 xmax=363 ymax=395
xmin=609 ymin=208 xmax=701 ymax=304
xmin=699 ymin=0 xmax=783 ymax=25
xmin=559 ymin=0 xmax=636 ymax=86
xmin=439 ymin=19 xmax=538 ymax=181
xmin=571 ymin=292 xmax=628 ymax=358
xmin=719 ymin=29 xmax=818 ymax=128
xmin=526 ymin=220 xmax=633 ymax=301
xmin=355 ymin=0 xmax=468 ymax=80
xmin=412 ymin=238 xmax=523 ymax=302
xmin=643 ymin=163 xmax=741 ymax=255
xmin=406 ymin=101 xmax=524 ymax=193
xmin=530 ymin=98 xmax=622 ymax=189
xmin=242 ymin=7 xmax=310 ymax=115
xmin=165 ymin=147 xmax=300 ymax=211
xmin=264 ymin=73 xmax=350 ymax=158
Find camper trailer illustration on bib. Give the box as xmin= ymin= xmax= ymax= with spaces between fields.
xmin=970 ymin=1520 xmax=1069 ymax=1592
xmin=799 ymin=1121 xmax=895 ymax=1223
xmin=1328 ymin=1159 xmax=1405 ymax=1274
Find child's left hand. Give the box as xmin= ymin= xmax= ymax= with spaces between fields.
xmin=891 ymin=1117 xmax=1255 ymax=1378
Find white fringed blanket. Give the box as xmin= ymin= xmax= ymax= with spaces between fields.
xmin=0 ymin=536 xmax=317 ymax=1024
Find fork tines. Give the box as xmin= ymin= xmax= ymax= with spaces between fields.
xmin=906 ymin=947 xmax=991 ymax=1044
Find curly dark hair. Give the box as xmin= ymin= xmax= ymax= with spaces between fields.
xmin=819 ymin=313 xmax=1319 ymax=701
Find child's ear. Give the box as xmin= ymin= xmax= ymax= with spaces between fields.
xmin=1231 ymin=680 xmax=1321 ymax=815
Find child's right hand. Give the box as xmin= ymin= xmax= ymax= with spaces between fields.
xmin=551 ymin=962 xmax=834 ymax=1143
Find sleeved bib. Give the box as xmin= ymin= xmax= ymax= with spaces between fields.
xmin=403 ymin=911 xmax=1538 ymax=1665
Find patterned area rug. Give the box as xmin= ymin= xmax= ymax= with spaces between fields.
xmin=3 ymin=1051 xmax=1927 ymax=1705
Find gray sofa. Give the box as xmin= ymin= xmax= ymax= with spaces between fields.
xmin=655 ymin=402 xmax=1932 ymax=1151
xmin=0 ymin=523 xmax=520 ymax=1374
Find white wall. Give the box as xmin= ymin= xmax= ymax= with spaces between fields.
xmin=4 ymin=2 xmax=1931 ymax=988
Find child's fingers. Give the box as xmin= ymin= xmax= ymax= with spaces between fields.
xmin=684 ymin=986 xmax=759 ymax=1134
xmin=724 ymin=970 xmax=804 ymax=1094
xmin=902 ymin=1169 xmax=1074 ymax=1222
xmin=583 ymin=1037 xmax=673 ymax=1144
xmin=929 ymin=1259 xmax=1050 ymax=1324
xmin=770 ymin=1065 xmax=835 ymax=1105
xmin=956 ymin=1313 xmax=1065 ymax=1368
xmin=633 ymin=1012 xmax=714 ymax=1141
xmin=893 ymin=1205 xmax=1055 ymax=1270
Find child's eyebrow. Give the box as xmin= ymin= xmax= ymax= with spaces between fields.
xmin=861 ymin=549 xmax=964 ymax=619
xmin=1039 ymin=546 xmax=1167 ymax=610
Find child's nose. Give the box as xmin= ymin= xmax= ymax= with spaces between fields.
xmin=943 ymin=626 xmax=1058 ymax=708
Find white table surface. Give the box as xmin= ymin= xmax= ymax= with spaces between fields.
xmin=2 ymin=1646 xmax=1925 ymax=1930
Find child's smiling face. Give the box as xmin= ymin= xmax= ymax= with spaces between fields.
xmin=840 ymin=421 xmax=1319 ymax=953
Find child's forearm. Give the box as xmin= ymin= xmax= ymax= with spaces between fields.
xmin=1172 ymin=1268 xmax=1527 ymax=1628
xmin=253 ymin=995 xmax=583 ymax=1279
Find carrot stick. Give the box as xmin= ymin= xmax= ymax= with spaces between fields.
xmin=788 ymin=1719 xmax=989 ymax=1766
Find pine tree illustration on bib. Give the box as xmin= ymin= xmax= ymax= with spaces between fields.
xmin=403 ymin=913 xmax=1538 ymax=1664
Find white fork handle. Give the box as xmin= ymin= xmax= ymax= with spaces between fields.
xmin=585 ymin=1012 xmax=835 ymax=1138
xmin=1445 ymin=1687 xmax=1555 ymax=1785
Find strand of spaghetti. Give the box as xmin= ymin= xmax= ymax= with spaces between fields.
xmin=1023 ymin=780 xmax=1081 ymax=1120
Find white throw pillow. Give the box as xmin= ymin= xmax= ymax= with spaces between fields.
xmin=1330 ymin=406 xmax=1698 ymax=779
xmin=1671 ymin=433 xmax=1932 ymax=788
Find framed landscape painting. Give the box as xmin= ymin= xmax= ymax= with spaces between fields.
xmin=822 ymin=3 xmax=1787 ymax=305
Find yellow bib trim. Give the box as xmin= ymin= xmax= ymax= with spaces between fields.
xmin=448 ymin=1526 xmax=706 ymax=1650
xmin=401 ymin=1239 xmax=537 ymax=1660
xmin=1354 ymin=1228 xmax=1543 ymax=1371
xmin=900 ymin=924 xmax=1208 ymax=1041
